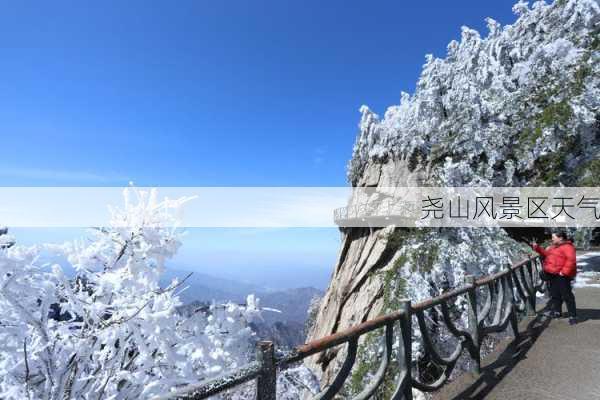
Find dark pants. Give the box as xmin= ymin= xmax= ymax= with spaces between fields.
xmin=548 ymin=274 xmax=577 ymax=318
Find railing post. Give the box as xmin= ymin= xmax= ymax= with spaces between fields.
xmin=464 ymin=275 xmax=481 ymax=375
xmin=504 ymin=266 xmax=520 ymax=340
xmin=256 ymin=341 xmax=276 ymax=400
xmin=398 ymin=299 xmax=413 ymax=400
xmin=526 ymin=260 xmax=537 ymax=315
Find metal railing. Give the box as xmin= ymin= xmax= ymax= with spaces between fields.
xmin=334 ymin=199 xmax=411 ymax=222
xmin=155 ymin=255 xmax=545 ymax=400
xmin=333 ymin=198 xmax=421 ymax=227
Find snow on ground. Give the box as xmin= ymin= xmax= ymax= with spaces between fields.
xmin=574 ymin=252 xmax=600 ymax=288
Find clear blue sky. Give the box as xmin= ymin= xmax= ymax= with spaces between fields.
xmin=3 ymin=1 xmax=521 ymax=289
xmin=1 ymin=0 xmax=519 ymax=187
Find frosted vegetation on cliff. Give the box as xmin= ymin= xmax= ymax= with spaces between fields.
xmin=345 ymin=0 xmax=600 ymax=326
xmin=349 ymin=0 xmax=599 ymax=187
xmin=348 ymin=0 xmax=600 ymax=311
xmin=340 ymin=1 xmax=599 ymax=395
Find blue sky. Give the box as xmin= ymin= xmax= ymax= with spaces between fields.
xmin=2 ymin=1 xmax=521 ymax=288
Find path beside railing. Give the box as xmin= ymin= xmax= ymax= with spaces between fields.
xmin=433 ymin=286 xmax=600 ymax=400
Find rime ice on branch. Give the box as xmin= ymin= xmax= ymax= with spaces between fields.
xmin=0 ymin=188 xmax=262 ymax=399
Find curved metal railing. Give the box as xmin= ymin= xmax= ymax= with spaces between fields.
xmin=154 ymin=255 xmax=545 ymax=400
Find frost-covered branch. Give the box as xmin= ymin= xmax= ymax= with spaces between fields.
xmin=0 ymin=188 xmax=262 ymax=400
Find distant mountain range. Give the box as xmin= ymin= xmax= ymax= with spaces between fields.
xmin=164 ymin=268 xmax=323 ymax=348
xmin=161 ymin=268 xmax=264 ymax=304
xmin=34 ymin=254 xmax=323 ymax=348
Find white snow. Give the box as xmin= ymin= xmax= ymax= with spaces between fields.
xmin=348 ymin=0 xmax=598 ymax=186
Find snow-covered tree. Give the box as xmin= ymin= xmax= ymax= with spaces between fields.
xmin=348 ymin=0 xmax=599 ymax=187
xmin=0 ymin=188 xmax=261 ymax=399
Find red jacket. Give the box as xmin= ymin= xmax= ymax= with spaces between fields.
xmin=532 ymin=241 xmax=577 ymax=278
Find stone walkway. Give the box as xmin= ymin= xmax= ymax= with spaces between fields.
xmin=434 ymin=251 xmax=600 ymax=400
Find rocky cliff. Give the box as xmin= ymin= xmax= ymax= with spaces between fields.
xmin=306 ymin=0 xmax=599 ymax=395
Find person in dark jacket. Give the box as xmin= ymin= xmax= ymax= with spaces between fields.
xmin=531 ymin=230 xmax=578 ymax=325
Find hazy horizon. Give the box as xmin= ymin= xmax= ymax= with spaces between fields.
xmin=10 ymin=226 xmax=338 ymax=290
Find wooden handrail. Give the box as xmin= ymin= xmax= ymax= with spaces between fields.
xmin=156 ymin=254 xmax=544 ymax=400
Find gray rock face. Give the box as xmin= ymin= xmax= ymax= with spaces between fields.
xmin=306 ymin=0 xmax=600 ymax=393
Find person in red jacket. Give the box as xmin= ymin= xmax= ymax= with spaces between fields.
xmin=531 ymin=230 xmax=577 ymax=325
